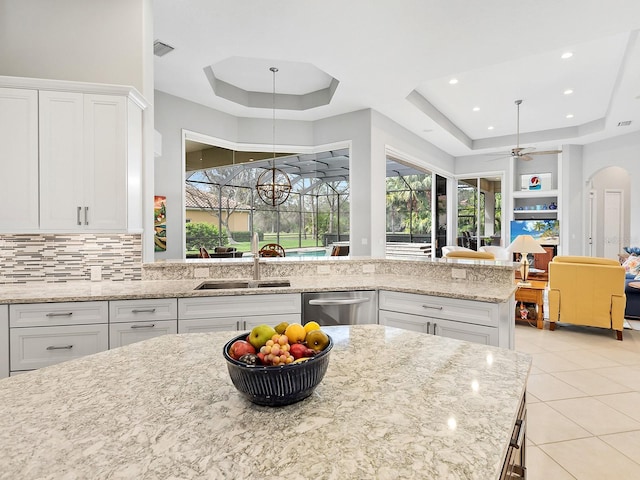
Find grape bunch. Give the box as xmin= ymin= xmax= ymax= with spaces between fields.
xmin=259 ymin=334 xmax=294 ymax=366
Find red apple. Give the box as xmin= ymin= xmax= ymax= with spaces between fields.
xmin=229 ymin=340 xmax=256 ymax=360
xmin=290 ymin=343 xmax=315 ymax=360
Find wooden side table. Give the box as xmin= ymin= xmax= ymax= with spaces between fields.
xmin=515 ymin=280 xmax=547 ymax=329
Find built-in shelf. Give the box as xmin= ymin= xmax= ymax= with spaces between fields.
xmin=512 ymin=189 xmax=559 ymax=198
xmin=513 ymin=209 xmax=557 ymax=214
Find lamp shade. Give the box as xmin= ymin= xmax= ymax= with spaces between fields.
xmin=507 ymin=234 xmax=546 ymax=254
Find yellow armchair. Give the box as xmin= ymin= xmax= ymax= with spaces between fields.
xmin=548 ymin=256 xmax=626 ymax=340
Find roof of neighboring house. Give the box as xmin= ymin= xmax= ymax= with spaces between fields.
xmin=185 ymin=185 xmax=250 ymax=210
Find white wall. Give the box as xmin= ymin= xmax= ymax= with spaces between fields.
xmin=0 ymin=0 xmax=147 ymax=93
xmin=584 ymin=130 xmax=640 ymax=249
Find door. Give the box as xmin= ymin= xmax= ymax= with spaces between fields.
xmin=84 ymin=94 xmax=127 ymax=230
xmin=0 ymin=88 xmax=39 ymax=231
xmin=588 ymin=190 xmax=596 ymax=256
xmin=434 ymin=174 xmax=447 ymax=257
xmin=39 ymin=90 xmax=84 ymax=230
xmin=603 ymin=189 xmax=623 ymax=259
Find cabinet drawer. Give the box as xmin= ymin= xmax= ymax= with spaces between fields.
xmin=379 ymin=290 xmax=499 ymax=328
xmin=109 ymin=319 xmax=177 ymax=348
xmin=109 ymin=298 xmax=178 ymax=323
xmin=178 ymin=294 xmax=301 ymax=320
xmin=10 ymin=301 xmax=108 ymax=327
xmin=10 ymin=324 xmax=108 ymax=371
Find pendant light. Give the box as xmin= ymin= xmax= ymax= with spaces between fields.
xmin=256 ymin=67 xmax=292 ymax=206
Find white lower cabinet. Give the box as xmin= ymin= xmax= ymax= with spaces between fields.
xmin=109 ymin=298 xmax=178 ymax=348
xmin=8 ymin=301 xmax=109 ymax=373
xmin=178 ymin=294 xmax=301 ymax=334
xmin=0 ymin=305 xmax=8 ymax=378
xmin=109 ymin=320 xmax=177 ymax=348
xmin=10 ymin=324 xmax=109 ymax=371
xmin=378 ymin=290 xmax=513 ymax=348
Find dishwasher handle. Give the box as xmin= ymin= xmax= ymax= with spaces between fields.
xmin=308 ymin=298 xmax=371 ymax=306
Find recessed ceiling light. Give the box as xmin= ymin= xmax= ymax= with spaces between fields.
xmin=566 ymin=114 xmax=574 ymax=119
xmin=472 ymin=106 xmax=480 ymax=112
xmin=448 ymin=78 xmax=459 ymax=85
xmin=488 ymin=126 xmax=494 ymax=130
xmin=564 ymin=89 xmax=574 ymax=95
xmin=561 ymin=52 xmax=573 ymax=59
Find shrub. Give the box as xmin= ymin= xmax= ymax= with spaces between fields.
xmin=185 ymin=222 xmax=227 ymax=250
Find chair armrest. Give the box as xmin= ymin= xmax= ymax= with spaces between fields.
xmin=548 ymin=289 xmax=560 ymax=321
xmin=611 ymin=294 xmax=626 ymax=331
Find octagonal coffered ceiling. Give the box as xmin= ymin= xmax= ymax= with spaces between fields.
xmin=204 ymin=57 xmax=339 ymax=110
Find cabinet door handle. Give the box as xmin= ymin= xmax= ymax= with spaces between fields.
xmin=131 ymin=323 xmax=155 ymax=329
xmin=509 ymin=419 xmax=525 ymax=449
xmin=433 ymin=323 xmax=437 ymax=335
xmin=46 ymin=312 xmax=73 ymax=317
xmin=425 ymin=321 xmax=431 ymax=334
xmin=46 ymin=344 xmax=73 ymax=350
xmin=421 ymin=304 xmax=444 ymax=310
xmin=236 ymin=320 xmax=240 ymax=330
xmin=77 ymin=206 xmax=82 ymax=225
xmin=131 ymin=308 xmax=156 ymax=314
xmin=84 ymin=206 xmax=89 ymax=225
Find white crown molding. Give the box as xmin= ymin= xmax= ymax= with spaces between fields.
xmin=0 ymin=75 xmax=148 ymax=110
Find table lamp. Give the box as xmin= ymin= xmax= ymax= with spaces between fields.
xmin=507 ymin=235 xmax=546 ymax=286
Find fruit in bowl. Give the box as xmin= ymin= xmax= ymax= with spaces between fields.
xmin=222 ymin=323 xmax=333 ymax=406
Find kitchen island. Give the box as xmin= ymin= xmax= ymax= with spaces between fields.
xmin=0 ymin=325 xmax=530 ymax=479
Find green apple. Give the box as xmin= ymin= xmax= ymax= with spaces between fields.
xmin=248 ymin=324 xmax=276 ymax=349
xmin=306 ymin=329 xmax=329 ymax=352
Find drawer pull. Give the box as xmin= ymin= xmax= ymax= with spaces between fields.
xmin=421 ymin=304 xmax=443 ymax=310
xmin=46 ymin=345 xmax=73 ymax=350
xmin=45 ymin=312 xmax=73 ymax=317
xmin=131 ymin=308 xmax=157 ymax=314
xmin=131 ymin=323 xmax=155 ymax=329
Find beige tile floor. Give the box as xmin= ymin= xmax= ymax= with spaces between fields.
xmin=515 ymin=322 xmax=640 ymax=479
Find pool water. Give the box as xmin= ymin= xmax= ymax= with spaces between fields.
xmin=286 ymin=249 xmax=327 ymax=258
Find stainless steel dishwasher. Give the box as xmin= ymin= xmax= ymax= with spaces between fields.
xmin=302 ymin=291 xmax=377 ymax=326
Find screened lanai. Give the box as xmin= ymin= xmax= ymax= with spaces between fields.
xmin=184 ymin=142 xmax=436 ymax=257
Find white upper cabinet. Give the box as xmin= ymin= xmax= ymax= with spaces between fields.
xmin=39 ymin=91 xmax=85 ymax=230
xmin=0 ymin=76 xmax=146 ymax=233
xmin=0 ymin=88 xmax=39 ymax=231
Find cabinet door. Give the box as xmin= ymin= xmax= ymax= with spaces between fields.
xmin=178 ymin=317 xmax=239 ymax=334
xmin=0 ymin=88 xmax=39 ymax=231
xmin=10 ymin=324 xmax=108 ymax=371
xmin=432 ymin=317 xmax=498 ymax=346
xmin=379 ymin=310 xmax=430 ymax=333
xmin=83 ymin=94 xmax=127 ymax=230
xmin=109 ymin=320 xmax=177 ymax=348
xmin=39 ymin=90 xmax=85 ymax=230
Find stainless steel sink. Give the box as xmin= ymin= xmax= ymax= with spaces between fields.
xmin=194 ymin=279 xmax=290 ymax=290
xmin=195 ymin=281 xmax=250 ymax=290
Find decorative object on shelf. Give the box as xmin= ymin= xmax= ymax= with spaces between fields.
xmin=520 ymin=172 xmax=552 ymax=191
xmin=153 ymin=195 xmax=167 ymax=252
xmin=256 ymin=67 xmax=292 ymax=207
xmin=508 ymin=234 xmax=546 ymax=286
xmin=549 ymin=202 xmax=557 ymax=210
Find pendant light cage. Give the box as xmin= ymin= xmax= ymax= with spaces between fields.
xmin=256 ymin=66 xmax=292 ymax=206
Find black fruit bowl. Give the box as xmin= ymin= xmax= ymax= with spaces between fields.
xmin=222 ymin=332 xmax=333 ymax=407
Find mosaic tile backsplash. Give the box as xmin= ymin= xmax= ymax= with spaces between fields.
xmin=0 ymin=234 xmax=142 ymax=284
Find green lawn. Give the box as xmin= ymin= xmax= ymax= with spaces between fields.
xmin=186 ymin=234 xmax=324 ymax=256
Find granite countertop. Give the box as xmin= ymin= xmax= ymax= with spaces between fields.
xmin=0 ymin=325 xmax=531 ymax=479
xmin=0 ymin=274 xmax=515 ymax=305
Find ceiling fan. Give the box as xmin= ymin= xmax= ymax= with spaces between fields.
xmin=509 ymin=99 xmax=562 ymax=161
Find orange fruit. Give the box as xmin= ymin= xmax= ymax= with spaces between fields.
xmin=284 ymin=323 xmax=306 ymax=343
xmin=304 ymin=321 xmax=321 ymax=333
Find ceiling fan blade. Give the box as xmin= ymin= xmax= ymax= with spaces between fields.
xmin=520 ymin=154 xmax=534 ymax=161
xmin=527 ymin=149 xmax=562 ymax=156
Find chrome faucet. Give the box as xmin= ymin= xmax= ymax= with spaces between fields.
xmin=251 ymin=232 xmax=260 ymax=280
